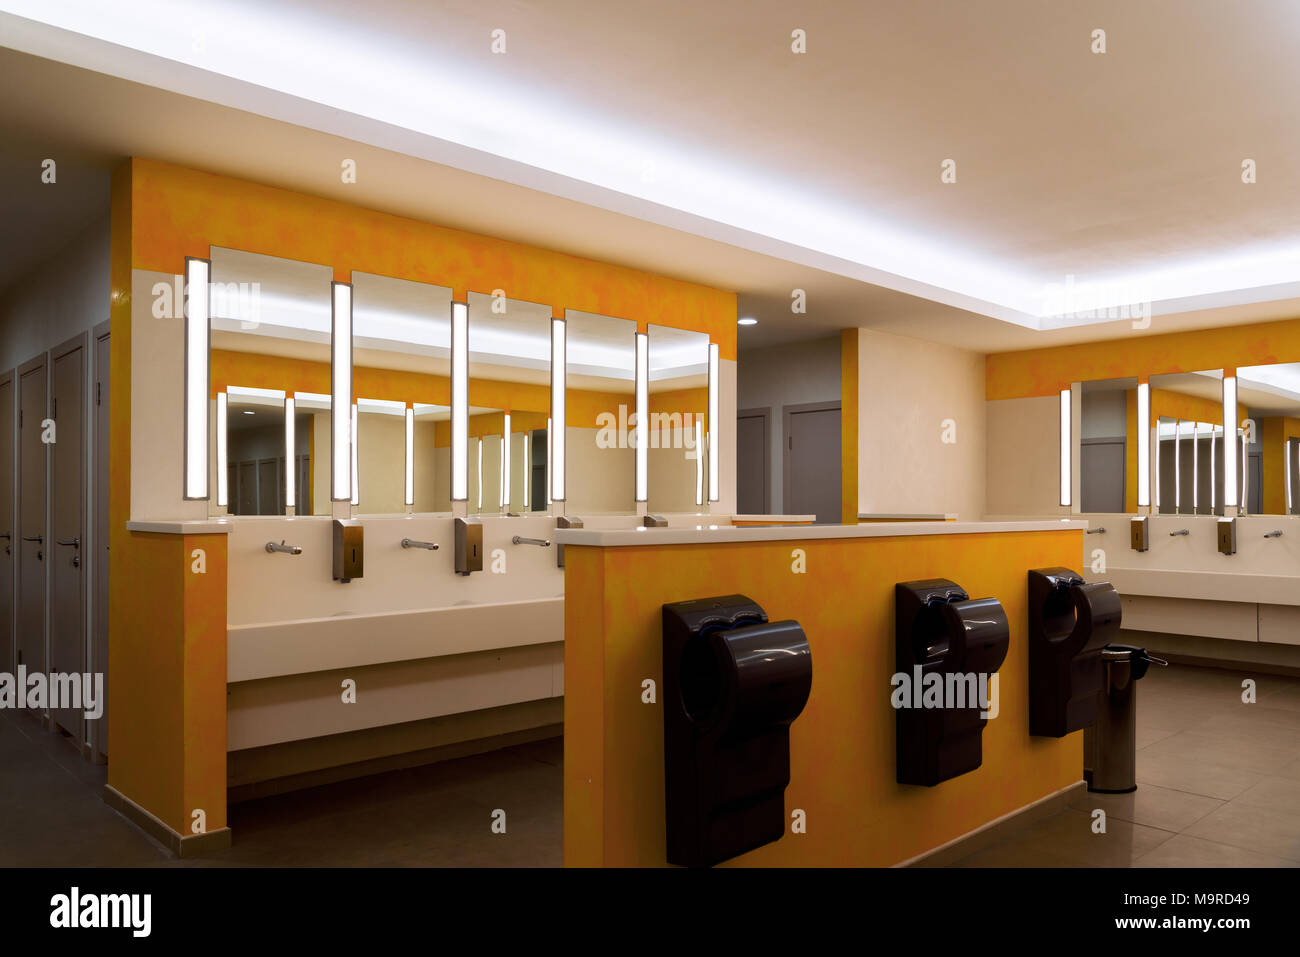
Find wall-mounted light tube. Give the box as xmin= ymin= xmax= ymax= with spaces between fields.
xmin=635 ymin=332 xmax=648 ymax=503
xmin=501 ymin=413 xmax=511 ymax=510
xmin=184 ymin=257 xmax=210 ymax=500
xmin=1059 ymin=388 xmax=1071 ymax=507
xmin=284 ymin=396 xmax=296 ymax=509
xmin=1223 ymin=376 xmax=1238 ymax=507
xmin=215 ymin=391 xmax=228 ymax=507
xmin=1174 ymin=419 xmax=1182 ymax=512
xmin=350 ymin=402 xmax=359 ymax=507
xmin=695 ymin=418 xmax=704 ymax=507
xmin=404 ymin=407 xmax=414 ymax=507
xmin=1192 ymin=422 xmax=1199 ymax=513
xmin=477 ymin=436 xmax=484 ymax=511
xmin=1287 ymin=438 xmax=1294 ymax=513
xmin=708 ymin=342 xmax=719 ymax=502
xmin=331 ymin=281 xmax=353 ymax=501
xmin=550 ymin=319 xmax=566 ymax=502
xmin=1136 ymin=382 xmax=1151 ymax=507
xmin=451 ymin=301 xmax=468 ymax=501
xmin=546 ymin=416 xmax=553 ymax=506
xmin=523 ymin=425 xmax=530 ymax=509
xmin=1210 ymin=429 xmax=1217 ymax=512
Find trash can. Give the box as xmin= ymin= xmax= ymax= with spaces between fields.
xmin=1083 ymin=644 xmax=1167 ymax=793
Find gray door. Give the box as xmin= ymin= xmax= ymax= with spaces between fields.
xmin=1080 ymin=439 xmax=1124 ymax=513
xmin=736 ymin=408 xmax=769 ymax=514
xmin=783 ymin=401 xmax=840 ymax=524
xmin=50 ymin=335 xmax=86 ymax=741
xmin=0 ymin=371 xmax=13 ymax=678
xmin=17 ymin=354 xmax=47 ymax=690
xmin=93 ymin=322 xmax=109 ymax=759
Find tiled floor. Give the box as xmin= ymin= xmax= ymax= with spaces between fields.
xmin=3 ymin=662 xmax=1297 ymax=867
xmin=951 ymin=664 xmax=1300 ymax=867
xmin=0 ymin=709 xmax=562 ymax=867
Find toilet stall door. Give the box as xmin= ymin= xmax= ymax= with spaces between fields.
xmin=16 ymin=354 xmax=48 ymax=688
xmin=0 ymin=371 xmax=13 ymax=678
xmin=50 ymin=335 xmax=87 ymax=741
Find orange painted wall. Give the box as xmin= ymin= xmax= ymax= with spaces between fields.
xmin=131 ymin=158 xmax=737 ymax=358
xmin=1259 ymin=417 xmax=1300 ymax=514
xmin=109 ymin=160 xmax=230 ymax=837
xmin=987 ymin=318 xmax=1300 ymax=400
xmin=563 ymin=528 xmax=1083 ymax=867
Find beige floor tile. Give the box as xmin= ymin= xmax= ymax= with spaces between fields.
xmin=1135 ymin=726 xmax=1179 ymax=749
xmin=1276 ymin=760 xmax=1300 ymax=783
xmin=1231 ymin=775 xmax=1300 ymax=815
xmin=1138 ymin=730 xmax=1295 ymax=777
xmin=1135 ymin=750 xmax=1263 ymax=801
xmin=951 ymin=837 xmax=1081 ymax=868
xmin=1134 ymin=833 xmax=1299 ymax=868
xmin=1185 ymin=801 xmax=1300 ymax=862
xmin=1068 ymin=783 xmax=1222 ymax=833
xmin=1005 ymin=808 xmax=1174 ymax=867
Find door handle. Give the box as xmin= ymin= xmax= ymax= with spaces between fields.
xmin=22 ymin=535 xmax=42 ymax=544
xmin=56 ymin=537 xmax=80 ymax=548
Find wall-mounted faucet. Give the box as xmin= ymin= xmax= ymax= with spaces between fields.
xmin=1265 ymin=530 xmax=1284 ymax=539
xmin=1086 ymin=527 xmax=1105 ymax=535
xmin=1169 ymin=529 xmax=1190 ymax=537
xmin=512 ymin=536 xmax=551 ymax=547
xmin=266 ymin=540 xmax=302 ymax=555
xmin=401 ymin=538 xmax=440 ymax=550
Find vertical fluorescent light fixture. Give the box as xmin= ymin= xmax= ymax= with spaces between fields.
xmin=635 ymin=332 xmax=648 ymax=503
xmin=477 ymin=437 xmax=484 ymax=511
xmin=501 ymin=413 xmax=511 ymax=510
xmin=550 ymin=319 xmax=565 ymax=502
xmin=1192 ymin=422 xmax=1199 ymax=513
xmin=546 ymin=416 xmax=554 ymax=506
xmin=183 ymin=257 xmax=210 ymax=500
xmin=708 ymin=343 xmax=720 ymax=502
xmin=1210 ymin=429 xmax=1216 ymax=511
xmin=404 ymin=407 xmax=414 ymax=507
xmin=694 ymin=418 xmax=704 ymax=507
xmin=1286 ymin=438 xmax=1293 ymax=513
xmin=1059 ymin=388 xmax=1071 ymax=507
xmin=284 ymin=396 xmax=296 ymax=509
xmin=331 ymin=281 xmax=352 ymax=500
xmin=215 ymin=391 xmax=228 ymax=507
xmin=1136 ymin=382 xmax=1151 ymax=507
xmin=1173 ymin=420 xmax=1182 ymax=512
xmin=523 ymin=428 xmax=530 ymax=509
xmin=1223 ymin=375 xmax=1238 ymax=507
xmin=451 ymin=301 xmax=468 ymax=501
xmin=350 ymin=403 xmax=359 ymax=507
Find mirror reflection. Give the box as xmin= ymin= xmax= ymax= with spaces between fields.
xmin=467 ymin=293 xmax=552 ymax=515
xmin=565 ymin=310 xmax=636 ymax=513
xmin=351 ymin=272 xmax=452 ymax=513
xmin=209 ymin=247 xmax=332 ymax=516
xmin=1079 ymin=377 xmax=1136 ymax=514
xmin=1149 ymin=371 xmax=1230 ymax=516
xmin=1237 ymin=363 xmax=1300 ymax=515
xmin=648 ymin=324 xmax=709 ymax=512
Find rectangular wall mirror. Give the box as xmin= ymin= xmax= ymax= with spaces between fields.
xmin=1149 ymin=371 xmax=1230 ymax=516
xmin=467 ymin=292 xmax=551 ymax=515
xmin=1237 ymin=362 xmax=1300 ymax=515
xmin=1078 ymin=377 xmax=1136 ymax=513
xmin=209 ymin=247 xmax=332 ymax=516
xmin=647 ymin=324 xmax=709 ymax=512
xmin=352 ymin=272 xmax=453 ymax=514
xmin=565 ymin=310 xmax=636 ymax=513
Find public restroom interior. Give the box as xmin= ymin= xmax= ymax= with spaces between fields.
xmin=0 ymin=3 xmax=1298 ymax=874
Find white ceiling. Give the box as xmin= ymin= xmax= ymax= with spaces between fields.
xmin=5 ymin=1 xmax=1300 ymax=351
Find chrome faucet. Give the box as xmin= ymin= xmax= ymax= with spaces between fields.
xmin=1086 ymin=527 xmax=1105 ymax=534
xmin=401 ymin=538 xmax=440 ymax=550
xmin=512 ymin=536 xmax=551 ymax=547
xmin=265 ymin=540 xmax=302 ymax=555
xmin=1169 ymin=529 xmax=1190 ymax=536
xmin=1264 ymin=530 xmax=1284 ymax=538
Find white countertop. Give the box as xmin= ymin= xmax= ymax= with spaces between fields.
xmin=1099 ymin=566 xmax=1300 ymax=606
xmin=555 ymin=519 xmax=1086 ymax=547
xmin=126 ymin=519 xmax=234 ymax=534
xmin=731 ymin=514 xmax=816 ymax=522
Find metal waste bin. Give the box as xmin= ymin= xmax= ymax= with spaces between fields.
xmin=1084 ymin=644 xmax=1167 ymax=793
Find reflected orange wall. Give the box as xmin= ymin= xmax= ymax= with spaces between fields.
xmin=563 ymin=529 xmax=1083 ymax=867
xmin=841 ymin=329 xmax=859 ymax=524
xmin=1259 ymin=417 xmax=1300 ymax=514
xmin=132 ymin=158 xmax=737 ymax=357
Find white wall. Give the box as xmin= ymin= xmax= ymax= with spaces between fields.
xmin=737 ymin=335 xmax=840 ymax=512
xmin=858 ymin=328 xmax=986 ymax=520
xmin=986 ymin=395 xmax=1063 ymax=516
